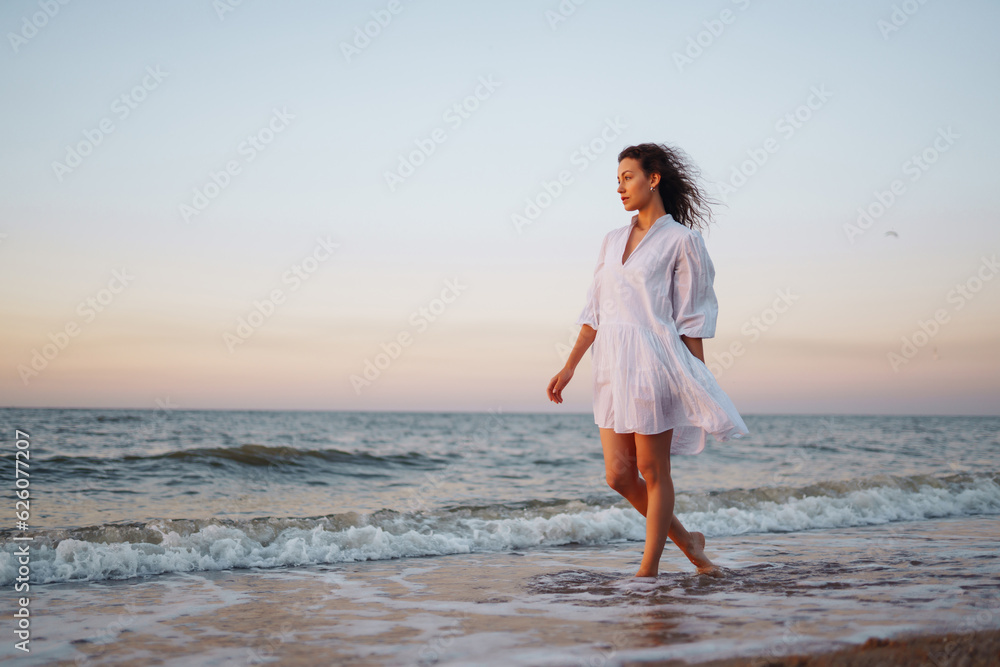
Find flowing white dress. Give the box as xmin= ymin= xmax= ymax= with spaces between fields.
xmin=576 ymin=213 xmax=749 ymax=454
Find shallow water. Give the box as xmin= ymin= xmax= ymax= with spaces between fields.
xmin=4 ymin=516 xmax=997 ymax=666
xmin=1 ymin=409 xmax=997 ymax=664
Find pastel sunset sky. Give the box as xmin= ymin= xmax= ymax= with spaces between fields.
xmin=2 ymin=0 xmax=998 ymax=415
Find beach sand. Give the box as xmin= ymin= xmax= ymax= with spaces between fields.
xmin=671 ymin=628 xmax=1000 ymax=666
xmin=8 ymin=515 xmax=999 ymax=666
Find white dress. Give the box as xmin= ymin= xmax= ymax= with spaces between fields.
xmin=576 ymin=213 xmax=749 ymax=454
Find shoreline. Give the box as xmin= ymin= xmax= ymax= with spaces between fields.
xmin=8 ymin=515 xmax=998 ymax=666
xmin=662 ymin=628 xmax=1000 ymax=666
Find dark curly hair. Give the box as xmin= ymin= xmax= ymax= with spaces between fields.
xmin=617 ymin=143 xmax=716 ymax=233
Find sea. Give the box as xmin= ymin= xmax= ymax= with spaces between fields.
xmin=1 ymin=408 xmax=998 ymax=666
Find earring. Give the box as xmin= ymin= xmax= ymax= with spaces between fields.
xmin=650 ymin=187 xmax=655 ymax=191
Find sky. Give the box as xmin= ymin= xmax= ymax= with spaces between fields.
xmin=1 ymin=0 xmax=998 ymax=416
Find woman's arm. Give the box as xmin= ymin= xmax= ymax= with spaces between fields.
xmin=547 ymin=325 xmax=597 ymax=403
xmin=680 ymin=334 xmax=705 ymax=364
xmin=564 ymin=324 xmax=597 ymax=371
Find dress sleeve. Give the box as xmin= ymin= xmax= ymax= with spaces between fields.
xmin=574 ymin=233 xmax=610 ymax=330
xmin=670 ymin=231 xmax=718 ymax=338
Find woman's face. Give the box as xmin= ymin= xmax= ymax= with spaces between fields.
xmin=616 ymin=157 xmax=658 ymax=211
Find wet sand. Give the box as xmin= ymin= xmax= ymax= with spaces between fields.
xmin=4 ymin=515 xmax=998 ymax=666
xmin=671 ymin=628 xmax=1000 ymax=666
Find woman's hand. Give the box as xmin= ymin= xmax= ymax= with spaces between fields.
xmin=546 ymin=366 xmax=574 ymax=404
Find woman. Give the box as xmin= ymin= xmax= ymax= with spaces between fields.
xmin=547 ymin=142 xmax=750 ymax=580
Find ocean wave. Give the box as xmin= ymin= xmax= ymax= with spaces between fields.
xmin=3 ymin=470 xmax=997 ymax=585
xmin=39 ymin=443 xmax=450 ymax=470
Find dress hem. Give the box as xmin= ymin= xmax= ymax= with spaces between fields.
xmin=594 ymin=420 xmax=749 ymax=438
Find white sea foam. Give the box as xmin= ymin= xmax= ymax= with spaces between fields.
xmin=2 ymin=472 xmax=997 ymax=585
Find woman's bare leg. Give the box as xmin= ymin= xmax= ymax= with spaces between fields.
xmin=632 ymin=429 xmax=674 ymax=576
xmin=600 ymin=428 xmax=717 ymax=575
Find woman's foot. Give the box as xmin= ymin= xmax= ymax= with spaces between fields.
xmin=682 ymin=531 xmax=721 ymax=576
